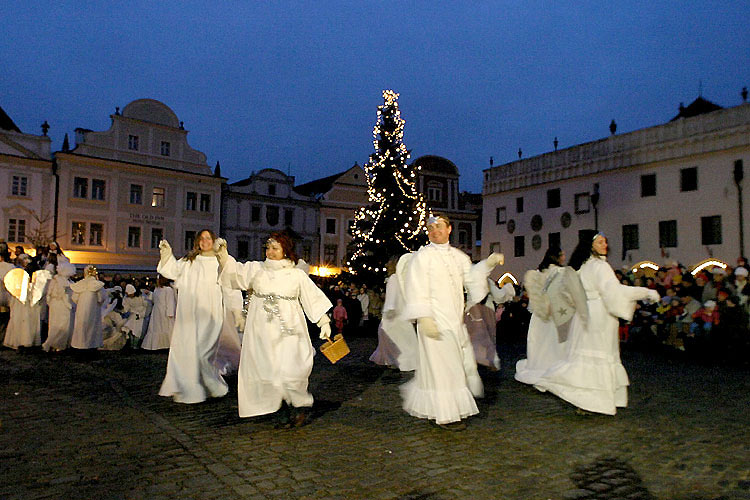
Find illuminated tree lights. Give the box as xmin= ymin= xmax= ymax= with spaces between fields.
xmin=346 ymin=90 xmax=428 ymax=282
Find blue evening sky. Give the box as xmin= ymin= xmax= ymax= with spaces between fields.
xmin=2 ymin=1 xmax=748 ymax=192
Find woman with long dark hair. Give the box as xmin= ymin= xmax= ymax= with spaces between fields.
xmin=157 ymin=229 xmax=228 ymax=403
xmin=535 ymin=231 xmax=659 ymax=415
xmin=218 ymin=231 xmax=332 ymax=428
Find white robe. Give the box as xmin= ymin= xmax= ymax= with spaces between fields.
xmin=157 ymin=254 xmax=228 ymax=404
xmin=221 ymin=257 xmax=332 ymax=417
xmin=535 ymin=257 xmax=653 ymax=415
xmin=4 ymin=295 xmax=41 ymax=348
xmin=213 ymin=288 xmax=244 ymax=376
xmin=70 ymin=277 xmax=106 ymax=349
xmin=141 ymin=286 xmax=176 ymax=350
xmin=369 ymin=275 xmax=418 ymax=371
xmin=121 ymin=295 xmax=149 ymax=338
xmin=400 ymin=243 xmax=491 ymax=425
xmin=43 ymin=275 xmax=75 ymax=351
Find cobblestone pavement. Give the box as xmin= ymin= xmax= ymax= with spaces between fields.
xmin=1 ymin=337 xmax=749 ymax=500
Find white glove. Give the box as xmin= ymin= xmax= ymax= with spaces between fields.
xmin=213 ymin=237 xmax=227 ymax=253
xmin=645 ymin=289 xmax=660 ymax=303
xmin=487 ymin=252 xmax=504 ymax=268
xmin=159 ymin=239 xmax=172 ymax=258
xmin=216 ymin=243 xmax=229 ymax=268
xmin=317 ymin=316 xmax=331 ymax=340
xmin=417 ymin=317 xmax=440 ymax=339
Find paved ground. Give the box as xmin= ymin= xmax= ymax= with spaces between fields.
xmin=1 ymin=336 xmax=749 ymax=500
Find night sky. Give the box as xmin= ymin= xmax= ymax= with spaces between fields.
xmin=2 ymin=1 xmax=748 ymax=192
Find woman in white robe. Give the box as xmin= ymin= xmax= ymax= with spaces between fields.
xmin=535 ymin=232 xmax=659 ymax=415
xmin=400 ymin=215 xmax=503 ymax=429
xmin=70 ymin=266 xmax=106 ymax=349
xmin=157 ymin=230 xmax=228 ymax=404
xmin=43 ymin=262 xmax=76 ymax=351
xmin=121 ymin=284 xmax=149 ymax=348
xmin=141 ymin=277 xmax=176 ymax=350
xmin=369 ymin=256 xmax=418 ymax=371
xmin=218 ymin=232 xmax=332 ymax=427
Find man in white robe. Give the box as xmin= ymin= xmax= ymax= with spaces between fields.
xmin=400 ymin=214 xmax=503 ymax=430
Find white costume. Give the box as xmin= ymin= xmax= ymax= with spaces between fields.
xmin=158 ymin=253 xmax=228 ymax=404
xmin=43 ymin=265 xmax=76 ymax=351
xmin=515 ymin=265 xmax=587 ymax=385
xmin=70 ymin=276 xmax=106 ymax=349
xmin=141 ymin=285 xmax=176 ymax=350
xmin=535 ymin=256 xmax=655 ymax=415
xmin=400 ymin=243 xmax=492 ymax=425
xmin=121 ymin=294 xmax=149 ymax=339
xmin=101 ymin=310 xmax=127 ymax=350
xmin=369 ymin=273 xmax=418 ymax=371
xmin=220 ymin=257 xmax=332 ymax=418
xmin=213 ymin=288 xmax=244 ymax=376
xmin=357 ymin=291 xmax=370 ymax=324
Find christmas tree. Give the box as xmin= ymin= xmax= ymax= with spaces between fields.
xmin=347 ymin=90 xmax=428 ymax=283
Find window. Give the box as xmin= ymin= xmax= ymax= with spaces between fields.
xmin=150 ymin=228 xmax=163 ymax=249
xmin=266 ymin=205 xmax=279 ymax=225
xmin=622 ymin=224 xmax=639 ymax=251
xmin=251 ymin=206 xmax=260 ymax=222
xmin=574 ymin=193 xmax=590 ymax=214
xmin=91 ymin=179 xmax=105 ymax=200
xmin=8 ymin=218 xmax=26 ymax=243
xmin=427 ymin=181 xmax=442 ymax=202
xmin=87 ymin=223 xmax=103 ymax=246
xmin=701 ymin=216 xmax=722 ymax=245
xmin=326 ymin=218 xmax=336 ymax=234
xmin=128 ymin=134 xmax=139 ymax=151
xmin=680 ymin=167 xmax=698 ymax=192
xmin=199 ymin=193 xmax=211 ymax=212
xmin=184 ymin=231 xmax=196 ymax=251
xmin=548 ymin=232 xmax=561 ymax=250
xmin=268 ymin=184 xmax=276 ymax=195
xmin=11 ymin=175 xmax=28 ymax=196
xmin=324 ymin=244 xmax=338 ymax=264
xmin=186 ymin=192 xmax=197 ymax=211
xmin=71 ymin=221 xmax=86 ymax=245
xmin=300 ymin=244 xmax=311 ymax=263
xmin=160 ymin=141 xmax=170 ymax=156
xmin=516 ymin=197 xmax=524 ymax=213
xmin=284 ymin=208 xmax=294 ymax=227
xmin=237 ymin=240 xmax=249 ymax=260
xmin=151 ymin=187 xmax=165 ymax=207
xmin=496 ymin=206 xmax=507 ymax=225
xmin=130 ymin=184 xmax=143 ymax=205
xmin=127 ymin=226 xmax=141 ymax=248
xmin=641 ymin=174 xmax=656 ymax=197
xmin=659 ymin=220 xmax=678 ymax=248
xmin=73 ymin=177 xmax=88 ymax=198
xmin=547 ymin=188 xmax=561 ymax=209
xmin=514 ymin=236 xmax=525 ymax=257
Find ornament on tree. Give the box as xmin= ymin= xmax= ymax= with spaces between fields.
xmin=347 ymin=90 xmax=428 ymax=283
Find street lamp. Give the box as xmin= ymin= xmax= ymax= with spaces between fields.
xmin=734 ymin=159 xmax=744 ymax=257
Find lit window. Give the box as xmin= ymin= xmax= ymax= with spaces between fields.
xmin=152 ymin=187 xmax=165 ymax=207
xmin=71 ymin=221 xmax=86 ymax=245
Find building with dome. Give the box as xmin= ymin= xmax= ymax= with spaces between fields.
xmin=54 ymin=99 xmax=223 ymax=272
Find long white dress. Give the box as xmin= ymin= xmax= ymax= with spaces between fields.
xmin=400 ymin=243 xmax=491 ymax=425
xmin=121 ymin=295 xmax=149 ymax=339
xmin=220 ymin=257 xmax=332 ymax=417
xmin=369 ymin=275 xmax=418 ymax=371
xmin=43 ymin=275 xmax=75 ymax=351
xmin=141 ymin=286 xmax=176 ymax=350
xmin=70 ymin=277 xmax=106 ymax=349
xmin=157 ymin=254 xmax=228 ymax=404
xmin=4 ymin=295 xmax=42 ymax=348
xmin=535 ymin=256 xmax=653 ymax=415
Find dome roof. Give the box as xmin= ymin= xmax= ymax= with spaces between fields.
xmin=121 ymin=99 xmax=180 ymax=128
xmin=411 ymin=155 xmax=459 ymax=176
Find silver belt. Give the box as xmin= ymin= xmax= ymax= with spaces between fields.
xmin=253 ymin=291 xmax=298 ymax=335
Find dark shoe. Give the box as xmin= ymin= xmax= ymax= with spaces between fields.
xmin=575 ymin=408 xmax=593 ymax=416
xmin=273 ymin=403 xmax=292 ymax=429
xmin=292 ymin=409 xmax=309 ymax=428
xmin=437 ymin=421 xmax=466 ymax=431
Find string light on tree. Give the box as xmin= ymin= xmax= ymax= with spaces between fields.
xmin=346 ymin=90 xmax=428 ymax=283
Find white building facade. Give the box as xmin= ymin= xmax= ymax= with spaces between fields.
xmin=482 ymin=99 xmax=750 ymax=279
xmin=222 ymin=168 xmax=319 ymax=263
xmin=0 ymin=108 xmax=54 ymax=251
xmin=55 ymin=99 xmax=223 ymax=271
